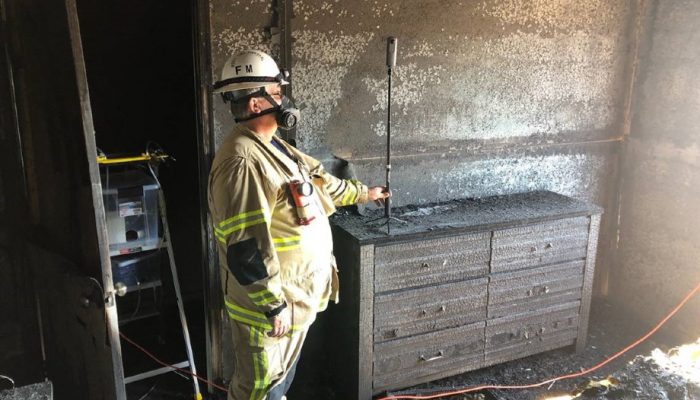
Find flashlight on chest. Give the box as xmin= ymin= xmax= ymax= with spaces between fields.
xmin=288 ymin=180 xmax=316 ymax=226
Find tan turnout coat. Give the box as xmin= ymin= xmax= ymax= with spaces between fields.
xmin=208 ymin=124 xmax=368 ymax=399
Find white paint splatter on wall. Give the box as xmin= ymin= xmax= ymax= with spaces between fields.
xmin=208 ymin=0 xmax=627 ymax=209
xmin=292 ymin=30 xmax=374 ymax=149
xmin=213 ymin=27 xmax=270 ymax=67
xmin=353 ymin=153 xmax=605 ymax=206
xmin=358 ymin=30 xmax=618 ymax=142
xmin=476 ymin=0 xmax=618 ymax=34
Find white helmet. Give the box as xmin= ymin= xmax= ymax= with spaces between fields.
xmin=213 ymin=50 xmax=289 ymax=96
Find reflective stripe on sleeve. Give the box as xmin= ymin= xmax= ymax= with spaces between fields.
xmin=215 ymin=209 xmax=269 ymax=241
xmin=348 ymin=179 xmax=361 ymax=204
xmin=341 ymin=184 xmax=357 ymax=206
xmin=247 ymin=288 xmax=282 ymax=306
xmin=225 ymin=300 xmax=272 ymax=329
xmin=330 ymin=179 xmax=347 ymax=198
xmin=225 ymin=300 xmax=306 ymax=331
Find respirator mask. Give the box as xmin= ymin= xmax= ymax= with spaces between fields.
xmin=228 ymin=88 xmax=301 ymax=131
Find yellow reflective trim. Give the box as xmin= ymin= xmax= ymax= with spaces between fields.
xmin=252 ymin=297 xmax=277 ymax=306
xmin=225 ymin=300 xmax=267 ymax=319
xmin=247 ymin=289 xmax=281 ymax=306
xmin=249 ymin=326 xmax=256 ymax=346
xmin=275 ymin=243 xmax=301 ymax=252
xmin=248 ymin=326 xmax=263 ymax=347
xmin=341 ymin=185 xmax=355 ymax=206
xmin=272 ymin=236 xmax=301 ymax=243
xmin=215 ymin=217 xmax=267 ymax=236
xmin=226 ymin=300 xmax=304 ymax=332
xmin=219 ymin=209 xmax=265 ymax=228
xmin=224 ymin=300 xmax=273 ymax=330
xmin=273 ymin=236 xmax=301 ymax=252
xmin=248 ymin=288 xmax=274 ymax=299
xmin=251 ymin=293 xmax=280 ymax=306
xmin=249 ymin=351 xmax=269 ymax=400
xmin=262 ymin=352 xmax=269 ymax=398
xmin=250 ymin=353 xmax=260 ymax=400
xmin=349 ymin=181 xmax=360 ymax=204
xmin=226 ymin=310 xmax=272 ymax=329
xmin=255 ymin=327 xmax=263 ymax=346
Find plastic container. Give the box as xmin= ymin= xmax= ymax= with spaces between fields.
xmin=110 ymin=249 xmax=162 ymax=288
xmin=101 ymin=169 xmax=160 ymax=256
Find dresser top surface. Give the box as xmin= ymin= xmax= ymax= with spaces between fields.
xmin=331 ymin=191 xmax=602 ymax=244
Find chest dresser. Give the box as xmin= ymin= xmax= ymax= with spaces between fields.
xmin=329 ymin=191 xmax=602 ymax=399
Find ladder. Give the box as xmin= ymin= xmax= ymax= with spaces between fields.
xmin=120 ymin=188 xmax=201 ymax=398
xmin=98 ymin=153 xmax=201 ymax=399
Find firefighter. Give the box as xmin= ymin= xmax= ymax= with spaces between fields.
xmin=208 ymin=49 xmax=390 ymax=400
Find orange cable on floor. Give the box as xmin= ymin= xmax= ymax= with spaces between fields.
xmin=118 ymin=331 xmax=229 ymax=393
xmin=377 ymin=281 xmax=700 ymax=400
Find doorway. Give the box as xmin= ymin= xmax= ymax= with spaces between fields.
xmin=76 ymin=1 xmax=207 ymax=397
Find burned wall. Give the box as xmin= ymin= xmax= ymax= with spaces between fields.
xmin=612 ymin=0 xmax=700 ymax=340
xmin=209 ymin=0 xmax=637 ymax=293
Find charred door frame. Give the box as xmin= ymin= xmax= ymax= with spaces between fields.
xmin=193 ymin=0 xmax=220 ymax=391
xmin=1 ymin=0 xmax=127 ymax=397
xmin=193 ymin=0 xmax=297 ymax=388
xmin=64 ymin=0 xmax=126 ymax=397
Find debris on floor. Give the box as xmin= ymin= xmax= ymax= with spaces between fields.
xmin=378 ymin=301 xmax=700 ymax=400
xmin=0 ymin=381 xmax=52 ymax=400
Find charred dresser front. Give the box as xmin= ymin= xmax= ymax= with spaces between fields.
xmin=329 ymin=191 xmax=602 ymax=399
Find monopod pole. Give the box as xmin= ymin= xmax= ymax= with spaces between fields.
xmin=385 ymin=37 xmax=397 ymax=230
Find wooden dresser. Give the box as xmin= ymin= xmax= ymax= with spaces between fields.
xmin=328 ymin=191 xmax=602 ymax=399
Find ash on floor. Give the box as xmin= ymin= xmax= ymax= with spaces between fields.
xmin=0 ymin=382 xmax=53 ymax=400
xmin=382 ymin=300 xmax=700 ymax=400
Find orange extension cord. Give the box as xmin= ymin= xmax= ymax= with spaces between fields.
xmin=377 ymin=281 xmax=700 ymax=400
xmin=119 ymin=281 xmax=700 ymax=399
xmin=118 ymin=331 xmax=229 ymax=393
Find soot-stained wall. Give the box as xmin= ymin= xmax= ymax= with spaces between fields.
xmin=613 ymin=0 xmax=700 ymax=340
xmin=209 ymin=1 xmax=638 ymax=291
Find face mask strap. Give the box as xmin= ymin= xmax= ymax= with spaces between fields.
xmin=233 ymin=88 xmax=283 ymax=123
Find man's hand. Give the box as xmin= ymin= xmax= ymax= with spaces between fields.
xmin=368 ymin=186 xmax=391 ymax=207
xmin=267 ymin=307 xmax=291 ymax=337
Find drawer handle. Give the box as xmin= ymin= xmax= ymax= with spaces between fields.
xmin=421 ymin=305 xmax=446 ymax=316
xmin=420 ymin=262 xmax=430 ymax=269
xmin=419 ymin=350 xmax=444 ymax=362
xmin=527 ymin=285 xmax=550 ymax=297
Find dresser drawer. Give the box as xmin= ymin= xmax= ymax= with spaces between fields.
xmin=373 ymin=321 xmax=484 ymax=392
xmin=491 ymin=217 xmax=590 ymax=273
xmin=484 ymin=302 xmax=580 ymax=366
xmin=488 ymin=260 xmax=585 ymax=318
xmin=374 ymin=277 xmax=488 ymax=342
xmin=374 ymin=232 xmax=490 ymax=293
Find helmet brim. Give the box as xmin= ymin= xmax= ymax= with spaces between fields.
xmin=213 ymin=78 xmax=289 ymax=94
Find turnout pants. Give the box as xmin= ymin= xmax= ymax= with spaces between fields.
xmin=227 ymin=318 xmax=309 ymax=400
